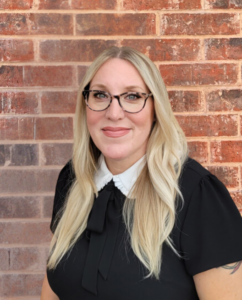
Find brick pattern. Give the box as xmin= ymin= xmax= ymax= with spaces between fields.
xmin=1 ymin=0 xmax=242 ymax=297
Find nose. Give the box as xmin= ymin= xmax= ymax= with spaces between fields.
xmin=105 ymin=97 xmax=125 ymax=120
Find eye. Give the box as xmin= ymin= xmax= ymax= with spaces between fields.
xmin=93 ymin=92 xmax=108 ymax=99
xmin=125 ymin=93 xmax=141 ymax=100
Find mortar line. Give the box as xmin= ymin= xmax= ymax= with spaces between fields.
xmin=1 ymin=9 xmax=242 ymax=13
xmin=5 ymin=59 xmax=242 ymax=65
xmin=239 ymin=166 xmax=241 ymax=189
xmin=1 ymin=60 xmax=241 ymax=66
xmin=117 ymin=0 xmax=122 ymax=11
xmin=1 ymin=35 xmax=242 ymax=39
xmin=33 ymin=39 xmax=39 ymax=62
xmin=156 ymin=12 xmax=160 ymax=37
xmin=200 ymin=38 xmax=205 ymax=61
xmin=207 ymin=140 xmax=211 ymax=164
xmin=32 ymin=0 xmax=39 ymax=10
xmin=73 ymin=13 xmax=76 ymax=36
xmin=0 ymin=86 xmax=241 ymax=91
xmin=0 ymin=140 xmax=73 ymax=144
xmin=0 ymin=85 xmax=241 ymax=92
xmin=0 ymin=244 xmax=50 ymax=248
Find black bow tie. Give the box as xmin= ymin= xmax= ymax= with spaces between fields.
xmin=82 ymin=180 xmax=124 ymax=295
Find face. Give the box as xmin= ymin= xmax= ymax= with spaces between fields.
xmin=86 ymin=58 xmax=155 ymax=172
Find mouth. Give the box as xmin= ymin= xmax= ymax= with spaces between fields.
xmin=102 ymin=127 xmax=131 ymax=138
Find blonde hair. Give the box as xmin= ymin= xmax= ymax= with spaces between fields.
xmin=47 ymin=46 xmax=188 ymax=279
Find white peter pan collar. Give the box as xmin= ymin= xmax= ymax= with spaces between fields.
xmin=94 ymin=154 xmax=146 ymax=196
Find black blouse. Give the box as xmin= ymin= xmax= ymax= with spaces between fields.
xmin=47 ymin=158 xmax=242 ymax=300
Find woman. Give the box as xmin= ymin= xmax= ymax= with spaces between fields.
xmin=41 ymin=46 xmax=242 ymax=299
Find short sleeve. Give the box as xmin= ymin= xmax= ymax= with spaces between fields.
xmin=181 ymin=174 xmax=242 ymax=276
xmin=50 ymin=160 xmax=75 ymax=234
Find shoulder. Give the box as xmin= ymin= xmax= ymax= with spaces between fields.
xmin=54 ymin=160 xmax=76 ymax=201
xmin=178 ymin=157 xmax=211 ymax=199
xmin=50 ymin=160 xmax=75 ymax=233
xmin=181 ymin=157 xmax=210 ymax=180
xmin=57 ymin=160 xmax=75 ymax=185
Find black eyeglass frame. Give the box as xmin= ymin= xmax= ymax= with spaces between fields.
xmin=82 ymin=90 xmax=153 ymax=114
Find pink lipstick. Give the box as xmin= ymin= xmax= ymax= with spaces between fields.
xmin=102 ymin=127 xmax=130 ymax=138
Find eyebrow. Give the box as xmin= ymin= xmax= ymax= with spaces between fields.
xmin=90 ymin=84 xmax=145 ymax=92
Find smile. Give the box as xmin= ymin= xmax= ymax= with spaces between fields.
xmin=102 ymin=127 xmax=130 ymax=138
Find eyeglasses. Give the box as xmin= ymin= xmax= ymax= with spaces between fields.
xmin=82 ymin=90 xmax=153 ymax=114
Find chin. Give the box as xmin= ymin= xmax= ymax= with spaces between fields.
xmin=101 ymin=147 xmax=130 ymax=161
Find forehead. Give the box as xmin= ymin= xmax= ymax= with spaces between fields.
xmin=90 ymin=58 xmax=148 ymax=91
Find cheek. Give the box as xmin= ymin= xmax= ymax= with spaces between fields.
xmin=130 ymin=109 xmax=154 ymax=134
xmin=86 ymin=109 xmax=102 ymax=135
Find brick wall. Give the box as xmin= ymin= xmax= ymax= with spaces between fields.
xmin=0 ymin=0 xmax=242 ymax=298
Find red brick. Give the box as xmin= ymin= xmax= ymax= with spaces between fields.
xmin=188 ymin=141 xmax=208 ymax=164
xmin=207 ymin=166 xmax=239 ymax=188
xmin=78 ymin=66 xmax=89 ymax=85
xmin=39 ymin=0 xmax=70 ymax=9
xmin=35 ymin=117 xmax=73 ymax=140
xmin=0 ymin=144 xmax=38 ymax=166
xmin=205 ymin=38 xmax=242 ymax=60
xmin=0 ymin=169 xmax=59 ymax=193
xmin=39 ymin=0 xmax=117 ymax=9
xmin=0 ymin=39 xmax=34 ymax=62
xmin=76 ymin=13 xmax=156 ymax=36
xmin=206 ymin=90 xmax=242 ymax=112
xmin=0 ymin=249 xmax=9 ymax=270
xmin=123 ymin=0 xmax=201 ymax=10
xmin=241 ymin=116 xmax=242 ymax=136
xmin=121 ymin=39 xmax=201 ymax=61
xmin=205 ymin=0 xmax=242 ymax=8
xmin=0 ymin=13 xmax=73 ymax=35
xmin=211 ymin=141 xmax=242 ymax=163
xmin=23 ymin=66 xmax=74 ymax=87
xmin=0 ymin=274 xmax=44 ymax=297
xmin=0 ymin=92 xmax=39 ymax=114
xmin=40 ymin=40 xmax=117 ymax=62
xmin=159 ymin=63 xmax=237 ymax=86
xmin=241 ymin=167 xmax=242 ymax=187
xmin=0 ymin=0 xmax=33 ymax=9
xmin=160 ymin=13 xmax=240 ymax=35
xmin=41 ymin=91 xmax=77 ymax=114
xmin=169 ymin=91 xmax=203 ymax=112
xmin=43 ymin=196 xmax=54 ymax=218
xmin=0 ymin=117 xmax=34 ymax=140
xmin=0 ymin=197 xmax=41 ymax=218
xmin=41 ymin=143 xmax=73 ymax=165
xmin=0 ymin=66 xmax=23 ymax=87
xmin=73 ymin=0 xmax=116 ymax=9
xmin=0 ymin=14 xmax=28 ymax=35
xmin=176 ymin=115 xmax=237 ymax=137
xmin=231 ymin=192 xmax=242 ymax=212
xmin=0 ymin=222 xmax=51 ymax=244
xmin=10 ymin=247 xmax=46 ymax=271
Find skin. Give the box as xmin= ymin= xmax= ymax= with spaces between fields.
xmin=41 ymin=58 xmax=242 ymax=299
xmin=86 ymin=58 xmax=155 ymax=175
xmin=194 ymin=261 xmax=242 ymax=300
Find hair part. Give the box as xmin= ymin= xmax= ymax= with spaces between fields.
xmin=47 ymin=46 xmax=188 ymax=279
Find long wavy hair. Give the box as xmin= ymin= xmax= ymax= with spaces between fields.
xmin=47 ymin=46 xmax=188 ymax=279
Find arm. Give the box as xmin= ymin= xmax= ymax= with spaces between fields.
xmin=194 ymin=261 xmax=242 ymax=300
xmin=41 ymin=272 xmax=59 ymax=300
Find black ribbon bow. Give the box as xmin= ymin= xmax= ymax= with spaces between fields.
xmin=82 ymin=180 xmax=123 ymax=295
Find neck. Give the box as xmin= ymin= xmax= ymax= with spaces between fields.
xmin=104 ymin=153 xmax=146 ymax=175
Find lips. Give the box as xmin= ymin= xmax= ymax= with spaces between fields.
xmin=102 ymin=127 xmax=130 ymax=138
